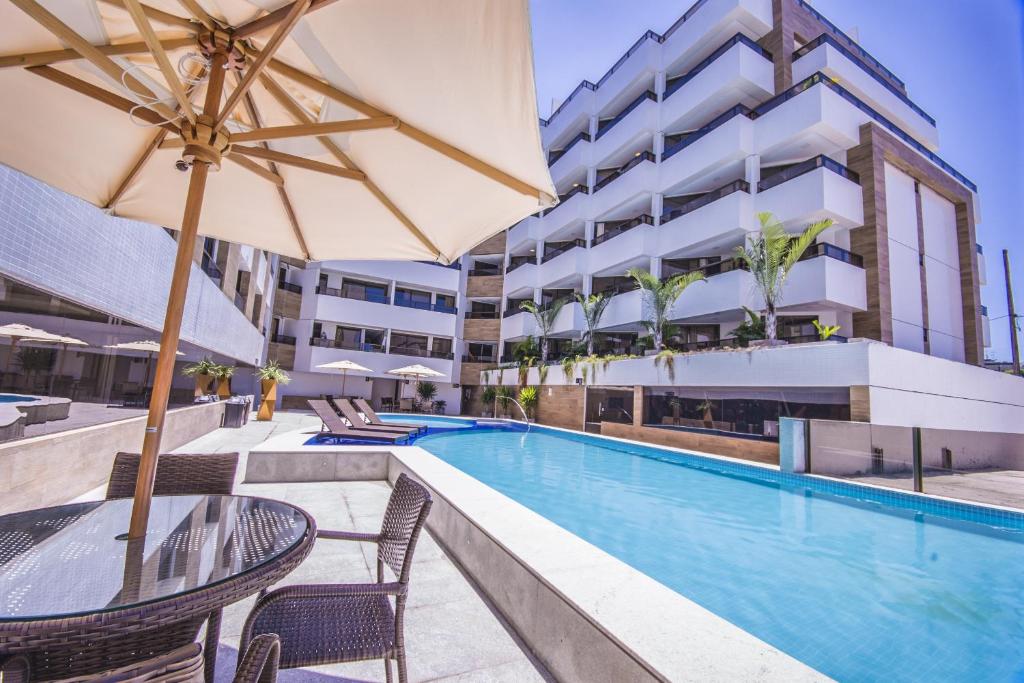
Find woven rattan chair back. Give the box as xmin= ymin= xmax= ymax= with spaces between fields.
xmin=233 ymin=634 xmax=280 ymax=683
xmin=105 ymin=452 xmax=239 ymax=500
xmin=378 ymin=474 xmax=433 ymax=583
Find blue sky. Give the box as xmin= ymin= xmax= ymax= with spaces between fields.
xmin=529 ymin=0 xmax=1024 ymax=361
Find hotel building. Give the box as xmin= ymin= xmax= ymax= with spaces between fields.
xmin=489 ymin=0 xmax=990 ymax=374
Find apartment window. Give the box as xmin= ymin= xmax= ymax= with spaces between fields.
xmin=468 ymin=302 xmax=498 ymax=319
xmin=434 ymin=293 xmax=457 ymax=314
xmin=340 ymin=278 xmax=388 ymax=304
xmin=390 ymin=332 xmax=428 ymax=356
xmin=318 ymin=273 xmax=329 ymax=291
xmin=311 ymin=321 xmax=323 ymax=340
xmin=364 ymin=329 xmax=386 ymax=351
xmin=335 ymin=326 xmax=361 ymax=350
xmin=466 ymin=342 xmax=496 ymax=361
xmin=394 ymin=287 xmax=432 ymax=311
xmin=431 ymin=337 xmax=453 ymax=359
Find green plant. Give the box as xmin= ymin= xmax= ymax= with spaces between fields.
xmin=812 ymin=320 xmax=842 ymax=340
xmin=482 ymin=369 xmax=491 ymax=385
xmin=626 ymin=267 xmax=706 ymax=351
xmin=730 ymin=306 xmax=766 ymax=346
xmin=181 ymin=357 xmax=218 ymax=377
xmin=734 ymin=212 xmax=834 ymax=342
xmin=416 ymin=381 xmax=438 ymax=403
xmin=212 ymin=364 xmax=235 ymax=379
xmin=560 ymin=355 xmax=578 ymax=382
xmin=576 ymin=293 xmax=611 ymax=356
xmin=654 ymin=349 xmax=676 ymax=383
xmin=481 ymin=385 xmax=497 ymax=406
xmin=255 ymin=359 xmax=291 ymax=384
xmin=517 ymin=386 xmax=539 ymax=418
xmin=15 ymin=347 xmax=54 ymax=373
xmin=495 ymin=385 xmax=516 ymax=413
xmin=538 ymin=364 xmax=549 ymax=385
xmin=520 ymin=299 xmax=567 ymax=361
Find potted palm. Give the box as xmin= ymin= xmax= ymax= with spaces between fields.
xmin=182 ymin=357 xmax=218 ymax=398
xmin=734 ymin=212 xmax=834 ymax=343
xmin=415 ymin=381 xmax=438 ymax=412
xmin=480 ymin=386 xmax=497 ymax=417
xmin=495 ymin=385 xmax=516 ymax=418
xmin=577 ymin=293 xmax=610 ymax=356
xmin=517 ymin=386 xmax=538 ymax=422
xmin=255 ymin=360 xmax=290 ymax=421
xmin=626 ymin=267 xmax=706 ymax=353
xmin=213 ymin=364 xmax=235 ymax=399
xmin=519 ymin=299 xmax=567 ymax=362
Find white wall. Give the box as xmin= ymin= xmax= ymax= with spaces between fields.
xmin=884 ymin=163 xmax=926 ymax=354
xmin=920 ymin=185 xmax=965 ymax=362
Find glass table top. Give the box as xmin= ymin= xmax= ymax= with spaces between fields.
xmin=0 ymin=495 xmax=309 ymax=621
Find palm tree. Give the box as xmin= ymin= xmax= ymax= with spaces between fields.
xmin=576 ymin=293 xmax=611 ymax=356
xmin=626 ymin=268 xmax=706 ymax=352
xmin=520 ymin=298 xmax=567 ymax=361
xmin=735 ymin=212 xmax=834 ymax=342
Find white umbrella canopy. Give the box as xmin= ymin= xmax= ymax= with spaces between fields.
xmin=0 ymin=0 xmax=555 ymax=537
xmin=315 ymin=359 xmax=370 ymax=395
xmin=387 ymin=364 xmax=445 ymax=379
xmin=104 ymin=340 xmax=184 ymax=356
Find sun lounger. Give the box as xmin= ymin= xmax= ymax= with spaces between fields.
xmin=332 ymin=398 xmax=419 ymax=436
xmin=307 ymin=400 xmax=408 ymax=443
xmin=354 ymin=398 xmax=425 ymax=433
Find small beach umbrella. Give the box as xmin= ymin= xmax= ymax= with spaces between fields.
xmin=0 ymin=323 xmax=64 ymax=379
xmin=104 ymin=340 xmax=184 ymax=389
xmin=0 ymin=0 xmax=555 ymax=538
xmin=388 ymin=363 xmax=444 ymax=400
xmin=23 ymin=333 xmax=87 ymax=396
xmin=316 ymin=359 xmax=371 ymax=397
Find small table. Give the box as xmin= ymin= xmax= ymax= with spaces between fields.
xmin=0 ymin=495 xmax=315 ymax=682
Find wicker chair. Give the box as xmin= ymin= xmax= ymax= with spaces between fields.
xmin=234 ymin=634 xmax=281 ymax=683
xmin=239 ymin=474 xmax=433 ymax=683
xmin=105 ymin=452 xmax=239 ymax=500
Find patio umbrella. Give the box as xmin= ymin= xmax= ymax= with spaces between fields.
xmin=315 ymin=359 xmax=370 ymax=397
xmin=0 ymin=323 xmax=65 ymax=380
xmin=104 ymin=340 xmax=184 ymax=389
xmin=388 ymin=363 xmax=444 ymax=401
xmin=0 ymin=0 xmax=555 ymax=538
xmin=23 ymin=333 xmax=88 ymax=396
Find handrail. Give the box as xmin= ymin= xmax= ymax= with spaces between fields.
xmin=799 ymin=242 xmax=864 ymax=268
xmin=465 ymin=310 xmax=499 ymax=320
xmin=462 ymin=354 xmax=497 ymax=363
xmin=545 ymin=185 xmax=590 ymax=216
xmin=666 ymin=257 xmax=749 ymax=279
xmin=548 ymin=131 xmax=591 ymax=166
xmin=596 ymin=279 xmax=641 ymax=298
xmin=752 ymin=72 xmax=975 ymax=191
xmin=277 ymin=280 xmax=301 ymax=294
xmin=792 ymin=34 xmax=934 ymax=125
xmin=592 ymin=214 xmax=654 ymax=247
xmin=270 ymin=334 xmax=296 ymax=346
xmin=794 ymin=0 xmax=904 ymax=88
xmin=467 ymin=268 xmax=501 ymax=277
xmin=665 ymin=33 xmax=772 ymax=100
xmin=541 ymin=239 xmax=587 ymax=263
xmin=597 ymin=30 xmax=663 ymax=87
xmin=662 ymin=179 xmax=750 ymax=223
xmin=539 ymin=80 xmax=597 ymax=127
xmin=506 ymin=256 xmax=535 ymax=273
xmin=394 ymin=295 xmax=457 ymax=314
xmin=310 ymin=337 xmax=385 ymax=353
xmin=594 ymin=151 xmax=655 ymax=192
xmin=662 ymin=0 xmax=713 ymax=41
xmin=757 ymin=155 xmax=860 ymax=192
xmin=595 ymin=91 xmax=656 ymax=140
xmin=316 ymin=284 xmax=388 ymax=304
xmin=662 ymin=104 xmax=752 ymax=160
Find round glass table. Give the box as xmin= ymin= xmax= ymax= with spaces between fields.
xmin=0 ymin=495 xmax=315 ymax=682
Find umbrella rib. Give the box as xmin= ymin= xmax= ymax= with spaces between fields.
xmin=263 ymin=56 xmax=551 ymax=202
xmin=159 ymin=117 xmax=398 ymax=147
xmin=0 ymin=37 xmax=195 ymax=70
xmin=96 ymin=0 xmax=198 ymax=31
xmin=234 ymin=0 xmax=338 ymax=39
xmin=175 ymin=0 xmax=216 ymax=31
xmin=259 ymin=73 xmax=444 ymax=260
xmin=238 ymin=83 xmax=311 ymax=260
xmin=231 ymin=145 xmax=365 ymax=181
xmin=215 ymin=0 xmax=311 ymax=129
xmin=106 ymin=62 xmax=206 ymax=210
xmin=10 ymin=0 xmax=180 ymax=123
xmin=122 ymin=0 xmax=196 ymax=123
xmin=27 ymin=65 xmax=180 ymax=134
xmin=225 ymin=153 xmax=284 ymax=186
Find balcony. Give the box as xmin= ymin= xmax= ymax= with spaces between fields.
xmin=465 ymin=310 xmax=500 ymax=320
xmin=589 ymin=215 xmax=656 ymax=276
xmin=310 ymin=337 xmax=385 ymax=353
xmin=316 ymin=284 xmax=387 ymax=304
xmin=538 ymin=240 xmax=588 ymax=289
xmin=307 ymin=344 xmax=453 ymax=383
xmin=277 ymin=280 xmax=301 ymax=294
xmin=504 ymin=260 xmax=538 ymax=298
xmin=394 ymin=293 xmax=457 ymax=315
xmin=755 ymin=156 xmax=864 ymax=230
xmin=538 ymin=185 xmax=590 ymax=239
xmin=462 ymin=353 xmax=497 ymax=364
xmin=660 ymin=0 xmax=773 ymax=77
xmin=539 ymin=81 xmax=596 ymax=151
xmin=500 ymin=301 xmax=584 ymax=340
xmin=592 ymin=214 xmax=654 ymax=247
xmin=314 ymin=288 xmax=456 ymax=339
xmin=591 ymin=152 xmax=657 ymax=218
xmin=270 ymin=333 xmax=296 ymax=346
xmin=659 ymin=105 xmax=754 ymax=195
xmin=658 ymin=180 xmax=754 ymax=258
xmin=661 ymin=33 xmax=773 ymax=134
xmin=389 ymin=346 xmax=455 ymax=361
xmin=792 ymin=34 xmax=938 ymax=150
xmin=589 ymin=94 xmax=659 ymax=178
xmin=507 ymin=215 xmax=542 ymax=254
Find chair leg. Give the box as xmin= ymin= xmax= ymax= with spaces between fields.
xmin=204 ymin=608 xmax=222 ymax=683
xmin=384 ymin=656 xmax=393 ymax=683
xmin=397 ymin=647 xmax=409 ymax=683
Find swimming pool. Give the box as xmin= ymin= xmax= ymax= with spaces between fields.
xmin=377 ymin=414 xmax=476 ymax=430
xmin=0 ymin=394 xmax=37 ymax=403
xmin=416 ymin=424 xmax=1024 ymax=682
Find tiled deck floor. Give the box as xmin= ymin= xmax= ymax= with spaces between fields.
xmin=74 ymin=412 xmax=551 ymax=683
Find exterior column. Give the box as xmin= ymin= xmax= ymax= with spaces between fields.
xmin=654 ymin=70 xmax=667 ymax=100
xmin=654 ymin=131 xmax=665 ymax=163
xmin=745 ymin=154 xmax=761 ymax=194
xmin=650 ymin=256 xmax=662 ymax=279
xmin=584 ymin=220 xmax=595 ymax=247
xmin=651 ymin=193 xmax=664 ymax=227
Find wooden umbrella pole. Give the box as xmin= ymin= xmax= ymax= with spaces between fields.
xmin=128 ymin=46 xmax=229 ymax=539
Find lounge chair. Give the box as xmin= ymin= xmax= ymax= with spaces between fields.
xmin=307 ymin=400 xmax=408 ymax=443
xmin=332 ymin=399 xmax=419 ymax=436
xmin=354 ymin=398 xmax=425 ymax=433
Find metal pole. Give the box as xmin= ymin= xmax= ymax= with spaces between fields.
xmin=1003 ymin=249 xmax=1020 ymax=375
xmin=912 ymin=427 xmax=923 ymax=493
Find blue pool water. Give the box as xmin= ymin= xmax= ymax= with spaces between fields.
xmin=0 ymin=394 xmax=36 ymax=403
xmin=377 ymin=414 xmax=476 ymax=430
xmin=416 ymin=425 xmax=1024 ymax=682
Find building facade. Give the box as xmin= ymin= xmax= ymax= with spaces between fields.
xmin=0 ymin=165 xmax=275 ymax=404
xmin=486 ymin=0 xmax=989 ymax=376
xmin=266 ymin=258 xmax=465 ymax=412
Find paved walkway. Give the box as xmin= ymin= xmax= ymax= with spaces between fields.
xmin=23 ymin=400 xmax=193 ymax=438
xmin=74 ymin=411 xmax=551 ymax=683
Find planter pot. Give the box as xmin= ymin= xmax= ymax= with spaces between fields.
xmin=194 ymin=373 xmax=214 ymax=398
xmin=257 ymin=379 xmax=277 ymax=421
xmin=216 ymin=377 xmax=232 ymax=400
xmin=749 ymin=339 xmax=788 ymax=348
